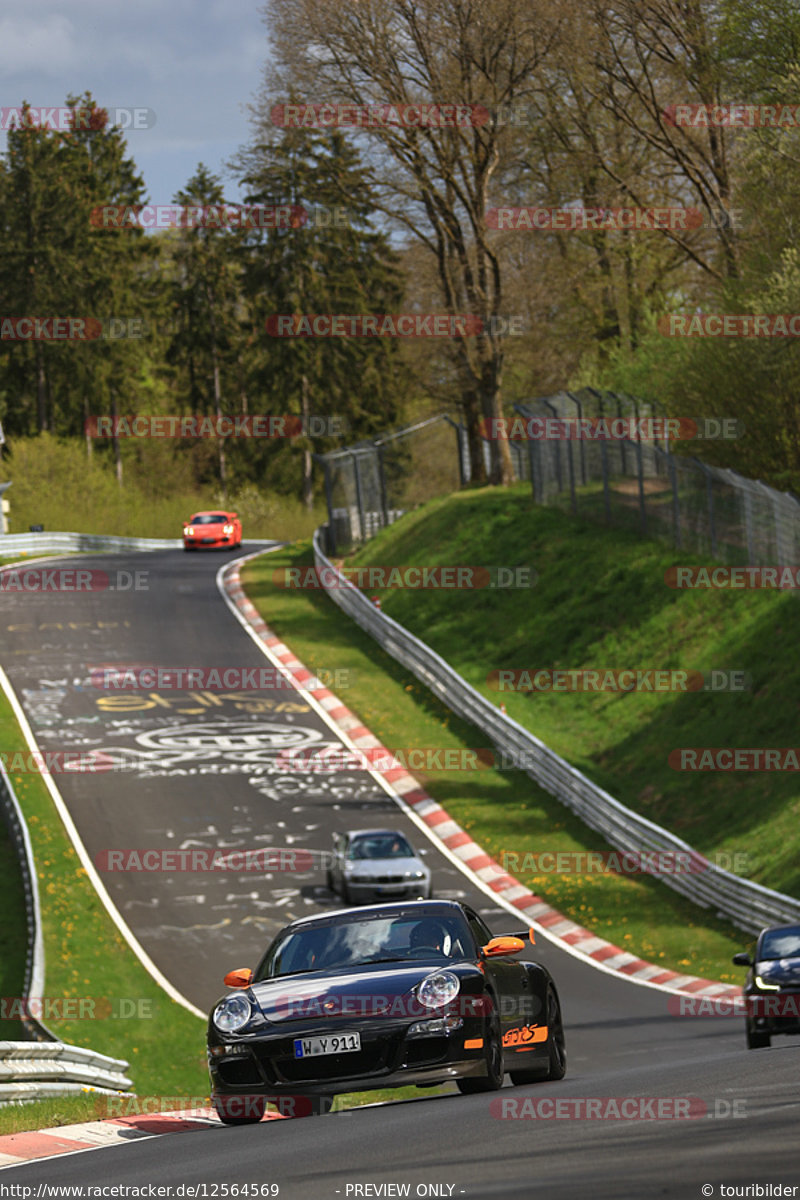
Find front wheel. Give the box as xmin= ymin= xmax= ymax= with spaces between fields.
xmin=212 ymin=1095 xmax=266 ymax=1125
xmin=746 ymin=1023 xmax=771 ymax=1049
xmin=457 ymin=1002 xmax=504 ymax=1094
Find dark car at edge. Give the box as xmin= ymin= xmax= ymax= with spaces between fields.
xmin=733 ymin=923 xmax=800 ymax=1048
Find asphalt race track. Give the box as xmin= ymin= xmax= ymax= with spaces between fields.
xmin=1 ymin=547 xmax=798 ymax=1198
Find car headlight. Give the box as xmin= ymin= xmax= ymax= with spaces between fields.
xmin=213 ymin=994 xmax=252 ymax=1032
xmin=223 ymin=524 xmax=233 ymax=534
xmin=406 ymin=871 xmax=426 ymax=880
xmin=416 ymin=971 xmax=460 ymax=1009
xmin=186 ymin=526 xmax=194 ymax=536
xmin=754 ymin=974 xmax=781 ymax=991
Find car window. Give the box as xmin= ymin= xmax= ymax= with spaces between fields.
xmin=464 ymin=909 xmax=493 ymax=953
xmin=253 ymin=911 xmax=472 ymax=978
xmin=348 ymin=835 xmax=414 ymax=860
xmin=759 ymin=927 xmax=800 ymax=960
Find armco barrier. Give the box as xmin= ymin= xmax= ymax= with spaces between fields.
xmin=0 ymin=532 xmax=181 ymax=554
xmin=0 ymin=532 xmax=268 ymax=555
xmin=0 ymin=1043 xmax=131 ymax=1104
xmin=0 ymin=665 xmax=133 ymax=1099
xmin=0 ymin=756 xmax=52 ymax=1043
xmin=312 ymin=527 xmax=800 ymax=934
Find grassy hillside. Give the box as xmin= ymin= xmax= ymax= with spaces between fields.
xmin=343 ymin=486 xmax=799 ymax=899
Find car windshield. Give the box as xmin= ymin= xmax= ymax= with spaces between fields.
xmin=759 ymin=927 xmax=800 ymax=960
xmin=254 ymin=912 xmax=472 ymax=979
xmin=347 ymin=835 xmax=415 ymax=860
xmin=191 ymin=514 xmax=229 ymax=524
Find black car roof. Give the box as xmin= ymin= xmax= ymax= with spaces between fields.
xmin=281 ymin=899 xmax=468 ymax=931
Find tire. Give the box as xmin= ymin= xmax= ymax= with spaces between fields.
xmin=457 ymin=999 xmax=504 ymax=1094
xmin=510 ymin=986 xmax=567 ymax=1085
xmin=212 ymin=1095 xmax=266 ymax=1125
xmin=746 ymin=1023 xmax=771 ymax=1049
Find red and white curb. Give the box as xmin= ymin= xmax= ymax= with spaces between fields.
xmin=0 ymin=1107 xmax=277 ymax=1168
xmin=222 ymin=559 xmax=740 ymax=1006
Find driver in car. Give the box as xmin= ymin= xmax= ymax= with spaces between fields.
xmin=409 ymin=919 xmax=453 ymax=956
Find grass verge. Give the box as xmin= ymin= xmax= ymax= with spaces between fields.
xmin=241 ymin=541 xmax=751 ymax=985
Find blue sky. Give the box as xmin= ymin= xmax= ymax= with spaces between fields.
xmin=0 ymin=0 xmax=270 ymax=202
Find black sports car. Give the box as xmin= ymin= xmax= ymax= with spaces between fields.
xmin=207 ymin=899 xmax=566 ymax=1124
xmin=733 ymin=923 xmax=800 ymax=1049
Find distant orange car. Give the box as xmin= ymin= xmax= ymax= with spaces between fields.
xmin=183 ymin=510 xmax=242 ymax=551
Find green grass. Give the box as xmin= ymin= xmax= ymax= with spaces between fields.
xmin=1 ymin=435 xmax=325 ymax=541
xmin=242 ymin=541 xmax=752 ymax=984
xmin=0 ymin=688 xmax=209 ymax=1107
xmin=343 ymin=487 xmax=800 ymax=899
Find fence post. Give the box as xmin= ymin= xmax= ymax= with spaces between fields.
xmin=352 ymin=452 xmax=366 ymax=545
xmin=668 ymin=451 xmax=682 ymax=549
xmin=695 ymin=458 xmax=718 ymax=556
xmin=600 ymin=439 xmax=611 ymax=524
xmin=376 ymin=444 xmax=390 ymax=528
xmin=566 ymin=392 xmax=587 ymax=485
xmin=632 ymin=396 xmax=647 ymax=535
xmin=542 ymin=398 xmax=563 ymax=495
xmin=316 ymin=454 xmax=336 ymax=554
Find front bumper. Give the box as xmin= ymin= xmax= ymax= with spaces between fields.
xmin=747 ymin=990 xmax=800 ymax=1035
xmin=184 ymin=535 xmax=233 ymax=549
xmin=209 ymin=1017 xmax=485 ymax=1097
xmin=344 ymin=879 xmax=430 ymax=903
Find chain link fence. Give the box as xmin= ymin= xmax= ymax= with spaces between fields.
xmin=515 ymin=388 xmax=800 ymax=565
xmin=316 ymin=390 xmax=800 ymax=564
xmin=315 ymin=415 xmax=467 ymax=553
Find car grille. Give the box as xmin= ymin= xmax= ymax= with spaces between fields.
xmin=403 ymin=1038 xmax=448 ymax=1068
xmin=218 ymin=1058 xmax=262 ymax=1087
xmin=275 ymin=1046 xmax=387 ymax=1082
xmin=368 ymin=875 xmax=407 ymax=884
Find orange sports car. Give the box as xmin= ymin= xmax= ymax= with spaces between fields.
xmin=183 ymin=510 xmax=242 ymax=551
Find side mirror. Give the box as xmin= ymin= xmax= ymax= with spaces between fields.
xmin=482 ymin=936 xmax=526 ymax=958
xmin=506 ymin=927 xmax=536 ymax=946
xmin=224 ymin=967 xmax=253 ymax=988
xmin=231 ymin=512 xmax=239 ymax=520
xmin=732 ymin=952 xmax=752 ymax=967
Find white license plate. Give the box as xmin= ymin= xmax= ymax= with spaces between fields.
xmin=293 ymin=1033 xmax=361 ymax=1058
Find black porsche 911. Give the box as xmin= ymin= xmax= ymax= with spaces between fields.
xmin=733 ymin=922 xmax=800 ymax=1049
xmin=207 ymin=899 xmax=566 ymax=1124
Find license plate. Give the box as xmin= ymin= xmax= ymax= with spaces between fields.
xmin=293 ymin=1033 xmax=361 ymax=1058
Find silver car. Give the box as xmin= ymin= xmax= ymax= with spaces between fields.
xmin=327 ymin=828 xmax=433 ymax=904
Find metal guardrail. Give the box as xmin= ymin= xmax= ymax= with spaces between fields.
xmin=0 ymin=756 xmax=52 ymax=1042
xmin=0 ymin=1043 xmax=131 ymax=1105
xmin=0 ymin=532 xmax=272 ymax=556
xmin=0 ymin=665 xmax=134 ymax=1099
xmin=312 ymin=528 xmax=800 ymax=934
xmin=0 ymin=532 xmax=181 ymax=554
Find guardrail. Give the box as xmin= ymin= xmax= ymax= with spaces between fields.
xmin=0 ymin=532 xmax=268 ymax=555
xmin=0 ymin=668 xmax=134 ymax=1100
xmin=0 ymin=1043 xmax=131 ymax=1105
xmin=312 ymin=527 xmax=800 ymax=934
xmin=0 ymin=755 xmax=52 ymax=1042
xmin=0 ymin=532 xmax=181 ymax=554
